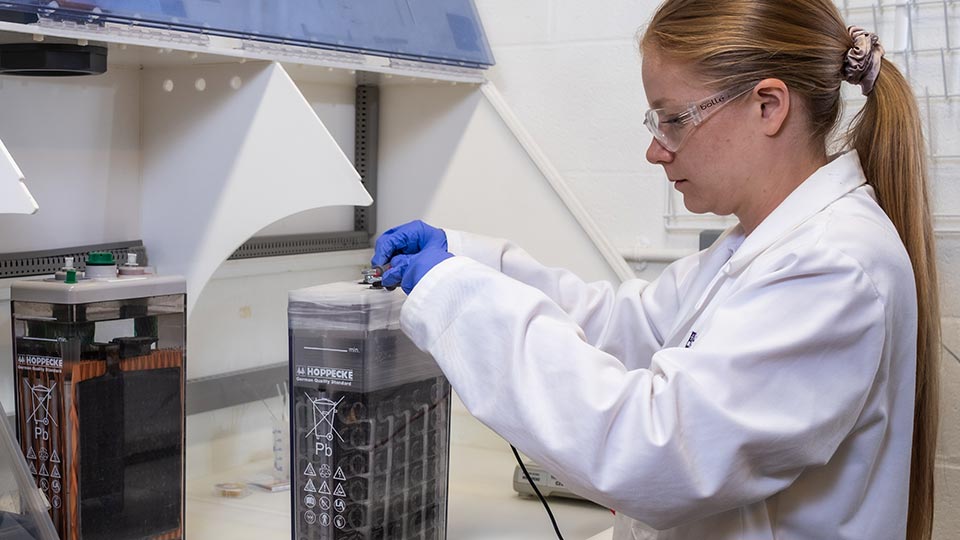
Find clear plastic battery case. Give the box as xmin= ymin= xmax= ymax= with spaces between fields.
xmin=288 ymin=282 xmax=451 ymax=540
xmin=10 ymin=274 xmax=187 ymax=540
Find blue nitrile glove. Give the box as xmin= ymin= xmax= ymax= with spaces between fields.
xmin=380 ymin=249 xmax=453 ymax=295
xmin=372 ymin=220 xmax=447 ymax=268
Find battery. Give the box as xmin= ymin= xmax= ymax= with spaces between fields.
xmin=10 ymin=272 xmax=186 ymax=540
xmin=288 ymin=282 xmax=451 ymax=540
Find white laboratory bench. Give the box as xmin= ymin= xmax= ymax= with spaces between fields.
xmin=187 ymin=443 xmax=615 ymax=539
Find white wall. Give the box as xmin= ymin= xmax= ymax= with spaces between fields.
xmin=477 ymin=0 xmax=671 ymax=253
xmin=0 ymin=67 xmax=142 ymax=253
xmin=377 ymin=83 xmax=621 ymax=283
xmin=473 ymin=0 xmax=960 ymax=537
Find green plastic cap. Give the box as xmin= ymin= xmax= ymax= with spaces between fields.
xmin=64 ymin=269 xmax=78 ymax=284
xmin=86 ymin=252 xmax=116 ymax=265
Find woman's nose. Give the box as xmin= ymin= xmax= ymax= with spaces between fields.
xmin=646 ymin=137 xmax=675 ymax=165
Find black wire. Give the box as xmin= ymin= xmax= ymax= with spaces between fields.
xmin=511 ymin=444 xmax=565 ymax=540
xmin=943 ymin=341 xmax=960 ymax=366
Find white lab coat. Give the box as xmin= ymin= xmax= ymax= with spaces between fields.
xmin=400 ymin=151 xmax=918 ymax=539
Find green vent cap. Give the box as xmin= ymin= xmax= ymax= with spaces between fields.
xmin=86 ymin=252 xmax=116 ymax=266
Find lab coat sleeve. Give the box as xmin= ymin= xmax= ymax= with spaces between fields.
xmin=400 ymin=247 xmax=888 ymax=529
xmin=444 ymin=230 xmax=684 ymax=369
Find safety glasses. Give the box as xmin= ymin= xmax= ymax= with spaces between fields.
xmin=643 ymin=84 xmax=756 ymax=153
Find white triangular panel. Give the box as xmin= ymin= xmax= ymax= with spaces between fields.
xmin=141 ymin=61 xmax=371 ymax=316
xmin=0 ymin=137 xmax=38 ymax=215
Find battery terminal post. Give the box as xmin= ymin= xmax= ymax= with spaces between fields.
xmin=360 ymin=264 xmax=396 ymax=290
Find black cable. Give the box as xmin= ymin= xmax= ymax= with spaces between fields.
xmin=511 ymin=444 xmax=565 ymax=540
xmin=943 ymin=341 xmax=960 ymax=366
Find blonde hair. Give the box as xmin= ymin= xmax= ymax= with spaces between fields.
xmin=642 ymin=1 xmax=940 ymax=538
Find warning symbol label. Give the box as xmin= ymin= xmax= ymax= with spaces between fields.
xmin=50 ymin=450 xmax=60 ymax=463
xmin=333 ymin=483 xmax=346 ymax=498
xmin=319 ymin=480 xmax=331 ymax=496
xmin=306 ymin=396 xmax=345 ymax=444
xmin=333 ymin=467 xmax=347 ymax=481
xmin=26 ymin=447 xmax=36 ymax=460
xmin=28 ymin=462 xmax=37 ymax=475
xmin=26 ymin=383 xmax=58 ymax=428
xmin=51 ymin=464 xmax=61 ymax=479
xmin=38 ymin=464 xmax=48 ymax=477
xmin=304 ymin=479 xmax=317 ymax=493
xmin=304 ymin=463 xmax=316 ymax=477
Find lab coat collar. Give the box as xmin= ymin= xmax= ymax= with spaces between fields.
xmin=725 ymin=150 xmax=868 ymax=274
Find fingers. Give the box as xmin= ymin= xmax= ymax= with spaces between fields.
xmin=372 ymin=227 xmax=411 ymax=266
xmin=372 ymin=233 xmax=402 ymax=267
xmin=380 ymin=254 xmax=409 ymax=289
xmin=371 ymin=220 xmax=425 ymax=267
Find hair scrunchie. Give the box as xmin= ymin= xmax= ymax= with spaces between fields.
xmin=843 ymin=26 xmax=885 ymax=96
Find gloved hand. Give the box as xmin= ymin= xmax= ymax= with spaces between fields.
xmin=374 ymin=220 xmax=453 ymax=295
xmin=372 ymin=220 xmax=448 ymax=267
xmin=380 ymin=248 xmax=453 ymax=295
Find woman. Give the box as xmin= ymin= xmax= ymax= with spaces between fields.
xmin=373 ymin=0 xmax=939 ymax=538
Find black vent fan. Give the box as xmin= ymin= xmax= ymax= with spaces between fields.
xmin=0 ymin=43 xmax=106 ymax=76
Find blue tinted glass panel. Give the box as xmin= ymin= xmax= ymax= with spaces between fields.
xmin=0 ymin=0 xmax=494 ymax=67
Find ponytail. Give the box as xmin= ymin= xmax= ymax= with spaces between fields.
xmin=847 ymin=58 xmax=940 ymax=540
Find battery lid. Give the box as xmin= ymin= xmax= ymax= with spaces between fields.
xmin=11 ymin=273 xmax=186 ymax=305
xmin=289 ymin=281 xmax=405 ymax=332
xmin=0 ymin=43 xmax=107 ymax=77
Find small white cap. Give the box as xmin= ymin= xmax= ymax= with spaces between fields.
xmin=126 ymin=253 xmax=138 ymax=266
xmin=64 ymin=256 xmax=74 ymax=269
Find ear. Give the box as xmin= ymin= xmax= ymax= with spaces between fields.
xmin=752 ymin=78 xmax=790 ymax=137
